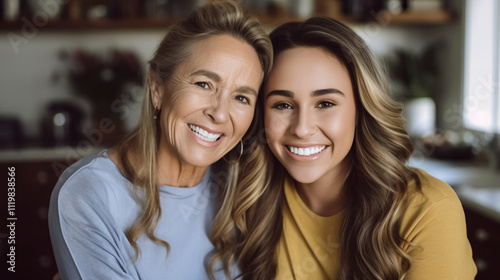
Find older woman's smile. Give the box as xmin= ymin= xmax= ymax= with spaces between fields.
xmin=188 ymin=124 xmax=223 ymax=142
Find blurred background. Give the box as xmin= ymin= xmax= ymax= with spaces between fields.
xmin=0 ymin=0 xmax=499 ymax=279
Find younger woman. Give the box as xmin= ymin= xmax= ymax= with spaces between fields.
xmin=212 ymin=17 xmax=476 ymax=279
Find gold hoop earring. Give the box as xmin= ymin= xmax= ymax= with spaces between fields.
xmin=153 ymin=105 xmax=160 ymax=120
xmin=223 ymin=139 xmax=243 ymax=164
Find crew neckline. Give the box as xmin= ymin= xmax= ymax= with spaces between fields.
xmin=101 ymin=149 xmax=212 ymax=196
xmin=284 ymin=177 xmax=345 ymax=221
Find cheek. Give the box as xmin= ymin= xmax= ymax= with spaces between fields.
xmin=164 ymin=87 xmax=192 ymax=115
xmin=324 ymin=110 xmax=356 ymax=145
xmin=170 ymin=87 xmax=210 ymax=118
xmin=163 ymin=91 xmax=202 ymax=140
xmin=232 ymin=107 xmax=255 ymax=136
xmin=165 ymin=97 xmax=189 ymax=127
xmin=264 ymin=109 xmax=290 ymax=140
xmin=264 ymin=110 xmax=283 ymax=143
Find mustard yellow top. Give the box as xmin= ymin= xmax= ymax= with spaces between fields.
xmin=276 ymin=169 xmax=477 ymax=280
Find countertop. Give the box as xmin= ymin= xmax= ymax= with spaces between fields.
xmin=0 ymin=146 xmax=102 ymax=162
xmin=410 ymin=156 xmax=500 ymax=223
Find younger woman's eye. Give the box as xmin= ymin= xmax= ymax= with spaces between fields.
xmin=317 ymin=101 xmax=335 ymax=108
xmin=272 ymin=103 xmax=293 ymax=110
xmin=195 ymin=82 xmax=210 ymax=89
xmin=236 ymin=95 xmax=249 ymax=104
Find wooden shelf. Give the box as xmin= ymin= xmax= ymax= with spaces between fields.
xmin=258 ymin=13 xmax=362 ymax=26
xmin=0 ymin=10 xmax=454 ymax=31
xmin=0 ymin=18 xmax=181 ymax=31
xmin=315 ymin=10 xmax=454 ymax=25
xmin=386 ymin=10 xmax=454 ymax=24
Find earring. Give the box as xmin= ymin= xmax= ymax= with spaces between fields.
xmin=153 ymin=104 xmax=160 ymax=120
xmin=223 ymin=139 xmax=243 ymax=164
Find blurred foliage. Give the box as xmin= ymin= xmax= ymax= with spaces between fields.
xmin=61 ymin=48 xmax=144 ymax=120
xmin=386 ymin=41 xmax=443 ymax=101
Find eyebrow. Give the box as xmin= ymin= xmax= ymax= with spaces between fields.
xmin=237 ymin=86 xmax=258 ymax=96
xmin=266 ymin=90 xmax=293 ymax=99
xmin=191 ymin=69 xmax=258 ymax=96
xmin=191 ymin=69 xmax=221 ymax=82
xmin=266 ymin=88 xmax=345 ymax=99
xmin=312 ymin=88 xmax=345 ymax=97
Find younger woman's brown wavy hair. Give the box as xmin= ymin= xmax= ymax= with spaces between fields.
xmin=113 ymin=0 xmax=273 ymax=268
xmin=211 ymin=17 xmax=422 ymax=279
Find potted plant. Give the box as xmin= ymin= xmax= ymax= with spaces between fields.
xmin=63 ymin=48 xmax=144 ymax=145
xmin=386 ymin=41 xmax=442 ymax=139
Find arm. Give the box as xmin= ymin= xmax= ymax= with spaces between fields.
xmin=403 ymin=192 xmax=477 ymax=279
xmin=49 ymin=173 xmax=138 ymax=280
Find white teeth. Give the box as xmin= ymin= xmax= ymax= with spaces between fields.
xmin=288 ymin=145 xmax=326 ymax=156
xmin=189 ymin=125 xmax=222 ymax=142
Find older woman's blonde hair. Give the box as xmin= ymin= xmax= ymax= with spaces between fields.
xmin=114 ymin=0 xmax=272 ymax=268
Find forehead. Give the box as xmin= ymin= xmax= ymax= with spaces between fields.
xmin=265 ymin=47 xmax=352 ymax=96
xmin=178 ymin=34 xmax=262 ymax=78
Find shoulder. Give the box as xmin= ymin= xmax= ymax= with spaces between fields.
xmin=406 ymin=168 xmax=459 ymax=206
xmin=401 ymin=168 xmax=466 ymax=235
xmin=401 ymin=171 xmax=477 ymax=278
xmin=51 ymin=150 xmax=131 ymax=212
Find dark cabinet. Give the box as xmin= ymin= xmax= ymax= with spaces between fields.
xmin=0 ymin=160 xmax=72 ymax=280
xmin=464 ymin=205 xmax=500 ymax=280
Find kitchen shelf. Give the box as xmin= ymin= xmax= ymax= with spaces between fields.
xmin=0 ymin=10 xmax=454 ymax=31
xmin=0 ymin=18 xmax=181 ymax=30
xmin=385 ymin=10 xmax=454 ymax=24
xmin=315 ymin=10 xmax=454 ymax=25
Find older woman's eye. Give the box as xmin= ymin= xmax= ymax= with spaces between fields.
xmin=195 ymin=82 xmax=210 ymax=89
xmin=236 ymin=95 xmax=249 ymax=104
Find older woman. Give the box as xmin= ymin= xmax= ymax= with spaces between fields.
xmin=48 ymin=1 xmax=272 ymax=279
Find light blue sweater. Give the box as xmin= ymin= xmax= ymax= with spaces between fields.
xmin=49 ymin=150 xmax=233 ymax=280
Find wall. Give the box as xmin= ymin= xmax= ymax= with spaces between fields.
xmin=0 ymin=4 xmax=465 ymax=144
xmin=0 ymin=29 xmax=166 ymax=139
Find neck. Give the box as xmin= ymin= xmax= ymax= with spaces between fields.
xmin=295 ymin=164 xmax=350 ymax=217
xmin=156 ymin=141 xmax=208 ymax=188
xmin=108 ymin=143 xmax=208 ymax=188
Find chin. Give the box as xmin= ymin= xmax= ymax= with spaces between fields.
xmin=291 ymin=177 xmax=319 ymax=185
xmin=182 ymin=154 xmax=221 ymax=167
xmin=287 ymin=168 xmax=321 ymax=185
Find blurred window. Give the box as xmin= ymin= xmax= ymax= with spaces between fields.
xmin=463 ymin=0 xmax=500 ymax=133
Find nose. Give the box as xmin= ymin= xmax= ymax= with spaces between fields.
xmin=204 ymin=94 xmax=230 ymax=124
xmin=290 ymin=108 xmax=316 ymax=138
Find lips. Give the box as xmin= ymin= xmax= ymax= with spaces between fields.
xmin=287 ymin=145 xmax=326 ymax=156
xmin=188 ymin=124 xmax=223 ymax=142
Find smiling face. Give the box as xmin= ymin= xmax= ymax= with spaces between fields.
xmin=264 ymin=47 xmax=357 ymax=186
xmin=151 ymin=34 xmax=263 ymax=168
